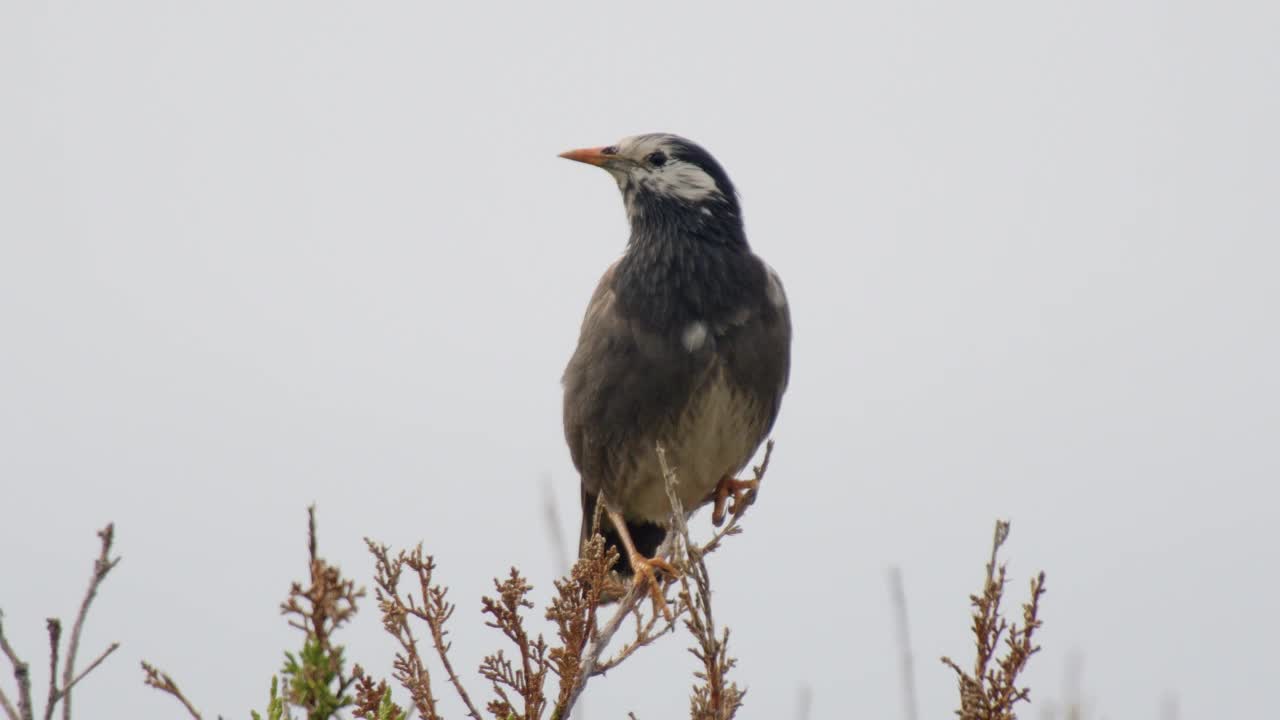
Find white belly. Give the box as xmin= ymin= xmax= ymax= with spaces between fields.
xmin=620 ymin=365 xmax=764 ymax=523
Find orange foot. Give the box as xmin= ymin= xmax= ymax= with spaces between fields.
xmin=711 ymin=475 xmax=760 ymax=527
xmin=629 ymin=553 xmax=680 ymax=621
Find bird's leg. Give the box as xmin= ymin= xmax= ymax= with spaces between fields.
xmin=604 ymin=507 xmax=679 ymax=621
xmin=710 ymin=475 xmax=760 ymax=527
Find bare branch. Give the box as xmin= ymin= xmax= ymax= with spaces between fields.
xmin=592 ymin=604 xmax=675 ymax=674
xmin=365 ymin=541 xmax=442 ymax=720
xmin=56 ymin=644 xmax=118 ymax=705
xmin=60 ymin=524 xmax=121 ymax=720
xmin=0 ymin=687 xmax=17 ymax=720
xmin=408 ymin=551 xmax=483 ymax=720
xmin=0 ymin=684 xmax=18 ymax=720
xmin=41 ymin=621 xmax=59 ymax=720
xmin=1 ymin=611 xmax=35 ymax=720
xmin=141 ymin=661 xmax=203 ymax=720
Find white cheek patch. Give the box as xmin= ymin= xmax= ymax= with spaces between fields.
xmin=765 ymin=266 xmax=787 ymax=308
xmin=642 ymin=162 xmax=722 ymax=202
xmin=682 ymin=321 xmax=708 ymax=352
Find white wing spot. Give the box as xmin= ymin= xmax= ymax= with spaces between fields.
xmin=682 ymin=321 xmax=708 ymax=352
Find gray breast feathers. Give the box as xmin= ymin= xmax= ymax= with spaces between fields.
xmin=562 ymin=257 xmax=791 ymax=525
xmin=613 ymin=360 xmax=770 ymax=523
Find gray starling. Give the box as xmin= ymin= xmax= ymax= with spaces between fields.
xmin=560 ymin=133 xmax=791 ymax=609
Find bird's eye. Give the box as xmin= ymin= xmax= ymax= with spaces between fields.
xmin=602 ymin=145 xmax=619 ymax=156
xmin=646 ymin=151 xmax=668 ymax=167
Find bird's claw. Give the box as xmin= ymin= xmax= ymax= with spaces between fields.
xmin=630 ymin=553 xmax=679 ymax=621
xmin=711 ymin=475 xmax=759 ymax=526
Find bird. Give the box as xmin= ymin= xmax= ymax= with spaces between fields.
xmin=558 ymin=133 xmax=792 ymax=612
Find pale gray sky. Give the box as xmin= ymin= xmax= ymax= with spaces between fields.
xmin=2 ymin=2 xmax=1277 ymax=719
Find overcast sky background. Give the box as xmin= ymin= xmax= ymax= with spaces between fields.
xmin=2 ymin=2 xmax=1277 ymax=719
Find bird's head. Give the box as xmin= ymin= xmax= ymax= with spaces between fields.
xmin=559 ymin=133 xmax=742 ymax=228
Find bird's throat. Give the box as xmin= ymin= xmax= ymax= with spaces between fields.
xmin=615 ymin=204 xmax=762 ymax=333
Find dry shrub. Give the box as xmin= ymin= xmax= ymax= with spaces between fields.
xmin=942 ymin=520 xmax=1048 ymax=720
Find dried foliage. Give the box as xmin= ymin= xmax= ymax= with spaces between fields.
xmin=941 ymin=520 xmax=1048 ymax=720
xmin=364 ymin=539 xmax=483 ymax=720
xmin=350 ymin=672 xmax=405 ymax=720
xmin=544 ymin=533 xmax=616 ymax=707
xmin=41 ymin=447 xmax=1061 ymax=720
xmin=0 ymin=429 xmax=1073 ymax=720
xmin=143 ymin=506 xmax=365 ymax=720
xmin=140 ymin=662 xmax=203 ymax=720
xmin=658 ymin=443 xmax=758 ymax=720
xmin=478 ymin=570 xmax=552 ymax=719
xmin=357 ymin=443 xmax=774 ymax=720
xmin=280 ymin=506 xmax=365 ymax=719
xmin=0 ymin=524 xmax=120 ymax=720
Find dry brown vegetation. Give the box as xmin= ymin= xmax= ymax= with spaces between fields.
xmin=2 ymin=446 xmax=1053 ymax=719
xmin=942 ymin=520 xmax=1048 ymax=720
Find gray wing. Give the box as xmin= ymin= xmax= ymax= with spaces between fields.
xmin=715 ymin=260 xmax=792 ymax=450
xmin=561 ymin=261 xmax=706 ymax=496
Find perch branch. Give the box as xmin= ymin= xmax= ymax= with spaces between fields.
xmin=59 ymin=524 xmax=120 ymax=720
xmin=141 ymin=661 xmax=203 ymax=720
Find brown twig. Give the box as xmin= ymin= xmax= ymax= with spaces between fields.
xmin=479 ymin=570 xmax=551 ymax=719
xmin=60 ymin=524 xmax=120 ymax=720
xmin=365 ymin=541 xmax=489 ymax=720
xmin=56 ymin=644 xmax=118 ymax=706
xmin=411 ymin=551 xmax=483 ymax=720
xmin=545 ymin=531 xmax=617 ymax=718
xmin=560 ymin=442 xmax=771 ymax=720
xmin=42 ymin=622 xmax=59 ymax=720
xmin=557 ymin=530 xmax=679 ymax=719
xmin=282 ymin=508 xmax=363 ymax=645
xmin=1 ymin=525 xmax=120 ymax=720
xmin=0 ymin=686 xmax=18 ymax=720
xmin=660 ymin=445 xmax=746 ymax=720
xmin=365 ymin=540 xmax=443 ymax=720
xmin=941 ymin=520 xmax=1047 ymax=720
xmin=141 ymin=661 xmax=203 ymax=720
xmin=351 ymin=669 xmax=405 ymax=720
xmin=0 ymin=613 xmax=33 ymax=720
xmin=279 ymin=506 xmax=364 ymax=713
xmin=592 ymin=601 xmax=674 ymax=674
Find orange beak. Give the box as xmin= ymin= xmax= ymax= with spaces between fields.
xmin=558 ymin=146 xmax=612 ymax=167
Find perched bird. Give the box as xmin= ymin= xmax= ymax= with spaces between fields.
xmin=559 ymin=134 xmax=792 ymax=609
